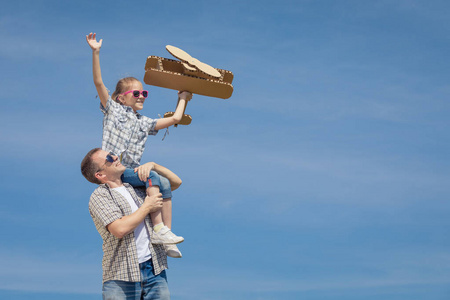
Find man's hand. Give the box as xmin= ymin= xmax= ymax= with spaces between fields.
xmin=134 ymin=162 xmax=155 ymax=182
xmin=144 ymin=192 xmax=163 ymax=213
xmin=106 ymin=191 xmax=163 ymax=239
xmin=86 ymin=32 xmax=102 ymax=52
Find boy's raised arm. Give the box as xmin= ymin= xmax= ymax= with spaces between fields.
xmin=86 ymin=32 xmax=109 ymax=108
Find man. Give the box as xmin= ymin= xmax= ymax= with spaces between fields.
xmin=81 ymin=148 xmax=180 ymax=299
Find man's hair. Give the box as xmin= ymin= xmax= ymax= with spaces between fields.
xmin=81 ymin=148 xmax=102 ymax=184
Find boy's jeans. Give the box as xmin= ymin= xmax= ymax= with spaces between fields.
xmin=121 ymin=169 xmax=172 ymax=199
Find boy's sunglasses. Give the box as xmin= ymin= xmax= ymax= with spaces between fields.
xmin=121 ymin=90 xmax=149 ymax=98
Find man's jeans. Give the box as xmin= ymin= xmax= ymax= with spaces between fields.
xmin=102 ymin=259 xmax=170 ymax=300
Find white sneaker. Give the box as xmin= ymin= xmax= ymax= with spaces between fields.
xmin=164 ymin=244 xmax=182 ymax=258
xmin=151 ymin=226 xmax=184 ymax=245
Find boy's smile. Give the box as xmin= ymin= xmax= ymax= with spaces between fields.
xmin=119 ymin=81 xmax=146 ymax=112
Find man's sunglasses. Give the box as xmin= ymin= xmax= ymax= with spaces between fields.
xmin=97 ymin=151 xmax=116 ymax=172
xmin=105 ymin=152 xmax=115 ymax=163
xmin=121 ymin=90 xmax=149 ymax=98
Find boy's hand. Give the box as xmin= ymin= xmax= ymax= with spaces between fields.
xmin=135 ymin=162 xmax=155 ymax=182
xmin=86 ymin=32 xmax=103 ymax=52
xmin=178 ymin=91 xmax=193 ymax=101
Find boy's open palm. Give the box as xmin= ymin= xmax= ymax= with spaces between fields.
xmin=86 ymin=32 xmax=102 ymax=51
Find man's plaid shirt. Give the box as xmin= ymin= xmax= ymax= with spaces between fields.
xmin=101 ymin=97 xmax=158 ymax=168
xmin=89 ymin=183 xmax=168 ymax=283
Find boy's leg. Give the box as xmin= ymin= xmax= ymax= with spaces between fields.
xmin=122 ymin=169 xmax=183 ymax=246
xmin=148 ymin=172 xmax=173 ymax=229
xmin=122 ymin=169 xmax=166 ymax=227
xmin=157 ymin=175 xmax=173 ymax=229
xmin=121 ymin=168 xmax=146 ymax=187
xmin=147 ymin=173 xmax=183 ymax=245
xmin=162 ymin=199 xmax=172 ymax=229
xmin=147 ymin=185 xmax=164 ymax=229
xmin=155 ymin=174 xmax=182 ymax=258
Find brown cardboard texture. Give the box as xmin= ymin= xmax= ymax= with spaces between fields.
xmin=144 ymin=45 xmax=234 ymax=99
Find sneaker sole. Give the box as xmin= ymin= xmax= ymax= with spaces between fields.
xmin=151 ymin=237 xmax=184 ymax=245
xmin=166 ymin=250 xmax=182 ymax=258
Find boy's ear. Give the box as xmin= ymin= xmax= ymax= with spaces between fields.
xmin=117 ymin=94 xmax=125 ymax=104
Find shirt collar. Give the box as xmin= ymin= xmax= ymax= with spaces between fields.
xmin=122 ymin=105 xmax=141 ymax=118
xmin=100 ymin=182 xmax=132 ymax=189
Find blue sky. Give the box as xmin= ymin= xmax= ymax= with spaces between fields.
xmin=1 ymin=0 xmax=450 ymax=299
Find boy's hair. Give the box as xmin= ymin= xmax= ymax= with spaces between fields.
xmin=111 ymin=77 xmax=140 ymax=103
xmin=81 ymin=148 xmax=102 ymax=184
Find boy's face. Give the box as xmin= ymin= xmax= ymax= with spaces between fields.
xmin=119 ymin=81 xmax=146 ymax=112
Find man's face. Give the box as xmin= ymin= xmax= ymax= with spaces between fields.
xmin=93 ymin=150 xmax=126 ymax=182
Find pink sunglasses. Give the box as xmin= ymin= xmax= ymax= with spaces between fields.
xmin=121 ymin=90 xmax=149 ymax=98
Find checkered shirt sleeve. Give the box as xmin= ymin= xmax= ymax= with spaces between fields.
xmin=89 ymin=184 xmax=167 ymax=283
xmin=100 ymin=97 xmax=159 ymax=168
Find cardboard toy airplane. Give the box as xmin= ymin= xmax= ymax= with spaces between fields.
xmin=144 ymin=45 xmax=234 ymax=125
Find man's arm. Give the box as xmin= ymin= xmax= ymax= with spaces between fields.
xmin=135 ymin=162 xmax=182 ymax=191
xmin=153 ymin=163 xmax=183 ymax=191
xmin=107 ymin=192 xmax=163 ymax=239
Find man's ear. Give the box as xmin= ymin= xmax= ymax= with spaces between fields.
xmin=95 ymin=171 xmax=106 ymax=182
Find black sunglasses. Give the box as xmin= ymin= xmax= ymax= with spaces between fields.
xmin=105 ymin=152 xmax=115 ymax=163
xmin=97 ymin=151 xmax=116 ymax=172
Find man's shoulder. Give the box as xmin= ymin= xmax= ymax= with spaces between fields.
xmin=89 ymin=184 xmax=111 ymax=204
xmin=91 ymin=184 xmax=110 ymax=195
xmin=89 ymin=183 xmax=145 ymax=201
